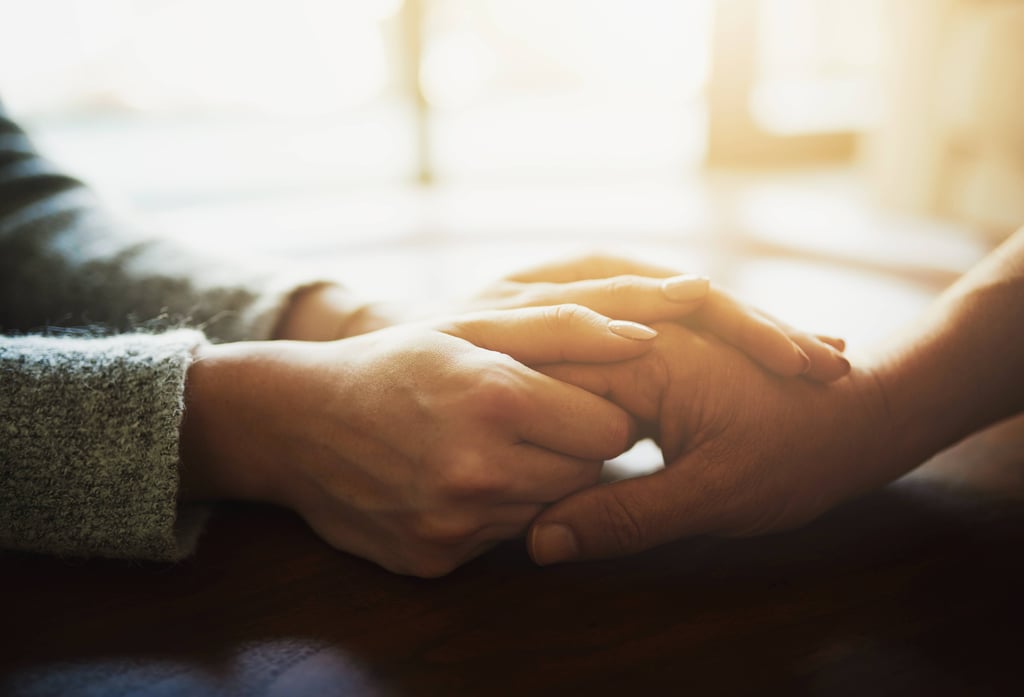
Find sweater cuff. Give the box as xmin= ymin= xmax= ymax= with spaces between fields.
xmin=0 ymin=329 xmax=209 ymax=561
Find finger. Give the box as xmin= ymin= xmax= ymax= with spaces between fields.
xmin=516 ymin=274 xmax=711 ymax=324
xmin=746 ymin=308 xmax=849 ymax=381
xmin=496 ymin=445 xmax=604 ymax=502
xmin=538 ymin=361 xmax=663 ymax=425
xmin=527 ymin=451 xmax=724 ymax=564
xmin=453 ymin=523 xmax=533 ymax=567
xmin=387 ymin=504 xmax=545 ymax=577
xmin=512 ymin=371 xmax=638 ymax=460
xmin=440 ymin=440 xmax=604 ymax=504
xmin=465 ymin=503 xmax=546 ymax=545
xmin=505 ymin=254 xmax=683 ymax=283
xmin=817 ymin=335 xmax=846 ymax=352
xmin=689 ymin=290 xmax=810 ymax=377
xmin=443 ymin=305 xmax=658 ymax=365
xmin=537 ymin=363 xmax=614 ymax=399
xmin=452 ymin=529 xmax=532 ymax=571
xmin=413 ymin=504 xmax=545 ymax=548
xmin=790 ymin=334 xmax=851 ymax=382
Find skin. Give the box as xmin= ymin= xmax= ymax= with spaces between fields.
xmin=181 ymin=256 xmax=850 ymax=577
xmin=277 ymin=254 xmax=851 ymax=381
xmin=180 ymin=305 xmax=654 ymax=577
xmin=475 ymin=254 xmax=849 ymax=381
xmin=527 ymin=229 xmax=1024 ymax=565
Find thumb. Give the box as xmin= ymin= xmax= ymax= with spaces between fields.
xmin=527 ymin=455 xmax=723 ymax=564
xmin=441 ymin=305 xmax=659 ymax=365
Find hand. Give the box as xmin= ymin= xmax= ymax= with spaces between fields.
xmin=527 ymin=323 xmax=900 ymax=565
xmin=276 ymin=256 xmax=849 ymax=382
xmin=469 ymin=254 xmax=850 ymax=382
xmin=181 ymin=305 xmax=657 ymax=577
xmin=274 ymin=283 xmax=396 ymax=341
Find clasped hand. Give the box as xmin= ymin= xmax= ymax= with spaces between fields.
xmin=181 ymin=256 xmax=852 ymax=576
xmin=183 ymin=304 xmax=662 ymax=576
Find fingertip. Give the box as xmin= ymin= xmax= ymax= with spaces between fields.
xmin=800 ymin=344 xmax=853 ymax=382
xmin=704 ymin=302 xmax=811 ymax=378
xmin=608 ymin=319 xmax=659 ymax=341
xmin=829 ymin=351 xmax=852 ymax=379
xmin=661 ymin=274 xmax=710 ymax=303
xmin=529 ymin=522 xmax=581 ymax=566
xmin=817 ymin=335 xmax=847 ymax=352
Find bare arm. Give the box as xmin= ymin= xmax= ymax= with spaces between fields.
xmin=874 ymin=228 xmax=1024 ymax=469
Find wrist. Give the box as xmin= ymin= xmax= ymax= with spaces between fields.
xmin=858 ymin=345 xmax=962 ymax=483
xmin=178 ymin=342 xmax=294 ymax=504
xmin=807 ymin=363 xmax=910 ymax=503
xmin=178 ymin=343 xmax=229 ymax=502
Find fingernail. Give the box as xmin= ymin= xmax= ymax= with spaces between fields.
xmin=836 ymin=352 xmax=851 ymax=374
xmin=821 ymin=336 xmax=846 ymax=352
xmin=796 ymin=348 xmax=811 ymax=374
xmin=661 ymin=274 xmax=710 ymax=302
xmin=530 ymin=524 xmax=579 ymax=566
xmin=608 ymin=320 xmax=658 ymax=340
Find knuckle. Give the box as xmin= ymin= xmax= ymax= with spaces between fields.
xmin=601 ymin=410 xmax=634 ymax=456
xmin=605 ymin=275 xmax=642 ymax=301
xmin=437 ymin=447 xmax=503 ymax=498
xmin=598 ymin=492 xmax=649 ymax=554
xmin=550 ymin=302 xmax=591 ymax=328
xmin=471 ymin=368 xmax=527 ymax=420
xmin=634 ymin=350 xmax=670 ymax=393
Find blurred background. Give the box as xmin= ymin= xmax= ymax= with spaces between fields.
xmin=1 ymin=0 xmax=1021 ymax=349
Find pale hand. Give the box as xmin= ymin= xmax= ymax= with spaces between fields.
xmin=468 ymin=253 xmax=850 ymax=382
xmin=277 ymin=255 xmax=850 ymax=382
xmin=181 ymin=305 xmax=657 ymax=577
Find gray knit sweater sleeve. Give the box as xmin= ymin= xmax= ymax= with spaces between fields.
xmin=0 ymin=331 xmax=209 ymax=560
xmin=0 ymin=103 xmax=341 ymax=561
xmin=0 ymin=114 xmax=309 ymax=342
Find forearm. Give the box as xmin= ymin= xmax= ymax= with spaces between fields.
xmin=870 ymin=228 xmax=1024 ymax=471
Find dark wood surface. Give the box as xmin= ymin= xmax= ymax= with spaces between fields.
xmin=4 ymin=431 xmax=1024 ymax=697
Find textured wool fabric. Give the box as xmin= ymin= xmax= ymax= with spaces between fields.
xmin=0 ymin=101 xmax=349 ymax=560
xmin=0 ymin=331 xmax=209 ymax=560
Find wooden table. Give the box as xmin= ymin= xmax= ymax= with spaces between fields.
xmin=4 ymin=418 xmax=1024 ymax=697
